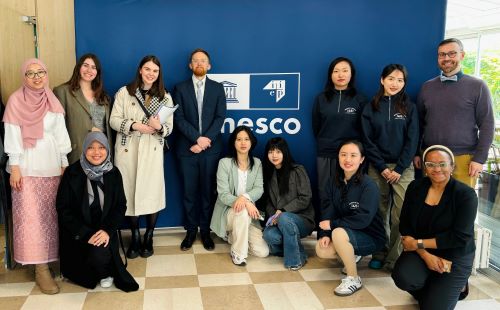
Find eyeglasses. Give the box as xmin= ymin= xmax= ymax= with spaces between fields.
xmin=25 ymin=70 xmax=47 ymax=79
xmin=424 ymin=162 xmax=451 ymax=169
xmin=438 ymin=51 xmax=459 ymax=59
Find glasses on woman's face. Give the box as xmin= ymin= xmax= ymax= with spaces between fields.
xmin=25 ymin=70 xmax=47 ymax=79
xmin=424 ymin=161 xmax=451 ymax=169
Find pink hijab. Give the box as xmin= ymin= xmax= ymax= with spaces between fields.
xmin=3 ymin=58 xmax=65 ymax=148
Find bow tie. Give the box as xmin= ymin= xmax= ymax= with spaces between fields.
xmin=440 ymin=75 xmax=458 ymax=82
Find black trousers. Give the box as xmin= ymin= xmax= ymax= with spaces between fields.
xmin=86 ymin=245 xmax=112 ymax=280
xmin=179 ymin=152 xmax=219 ymax=233
xmin=391 ymin=251 xmax=473 ymax=310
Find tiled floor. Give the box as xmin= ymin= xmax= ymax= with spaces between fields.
xmin=1 ymin=228 xmax=500 ymax=310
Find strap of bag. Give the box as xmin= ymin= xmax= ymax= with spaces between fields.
xmin=134 ymin=94 xmax=151 ymax=118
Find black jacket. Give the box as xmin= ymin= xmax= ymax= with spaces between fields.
xmin=56 ymin=162 xmax=138 ymax=292
xmin=361 ymin=96 xmax=418 ymax=174
xmin=399 ymin=177 xmax=477 ymax=259
xmin=312 ymin=90 xmax=368 ymax=157
xmin=318 ymin=175 xmax=386 ymax=247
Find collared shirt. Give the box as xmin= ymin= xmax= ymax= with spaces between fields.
xmin=192 ymin=75 xmax=207 ymax=99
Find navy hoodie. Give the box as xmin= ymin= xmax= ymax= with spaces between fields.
xmin=318 ymin=175 xmax=386 ymax=247
xmin=361 ymin=95 xmax=419 ymax=174
xmin=312 ymin=90 xmax=368 ymax=157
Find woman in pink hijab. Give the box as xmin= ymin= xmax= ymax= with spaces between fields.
xmin=3 ymin=58 xmax=71 ymax=294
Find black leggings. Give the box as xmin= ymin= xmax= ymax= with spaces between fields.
xmin=128 ymin=212 xmax=159 ymax=230
xmin=391 ymin=251 xmax=473 ymax=310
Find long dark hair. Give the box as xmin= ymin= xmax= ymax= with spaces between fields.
xmin=263 ymin=137 xmax=295 ymax=195
xmin=227 ymin=126 xmax=257 ymax=170
xmin=334 ymin=140 xmax=366 ymax=186
xmin=371 ymin=64 xmax=409 ymax=115
xmin=324 ymin=57 xmax=357 ymax=101
xmin=66 ymin=53 xmax=109 ymax=105
xmin=126 ymin=55 xmax=167 ymax=99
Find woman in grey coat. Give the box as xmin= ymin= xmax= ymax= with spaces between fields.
xmin=262 ymin=137 xmax=315 ymax=270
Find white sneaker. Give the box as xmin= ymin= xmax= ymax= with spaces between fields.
xmin=341 ymin=256 xmax=363 ymax=275
xmin=334 ymin=276 xmax=362 ymax=296
xmin=230 ymin=251 xmax=246 ymax=266
xmin=100 ymin=276 xmax=114 ymax=288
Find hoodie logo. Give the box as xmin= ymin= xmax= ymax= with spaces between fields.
xmin=344 ymin=107 xmax=357 ymax=114
xmin=393 ymin=113 xmax=406 ymax=120
xmin=349 ymin=201 xmax=360 ymax=209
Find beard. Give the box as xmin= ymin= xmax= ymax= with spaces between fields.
xmin=439 ymin=60 xmax=459 ymax=74
xmin=193 ymin=66 xmax=207 ymax=77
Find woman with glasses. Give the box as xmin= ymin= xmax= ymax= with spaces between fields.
xmin=57 ymin=132 xmax=139 ymax=292
xmin=316 ymin=140 xmax=385 ymax=296
xmin=3 ymin=58 xmax=71 ymax=294
xmin=110 ymin=55 xmax=174 ymax=259
xmin=261 ymin=137 xmax=315 ymax=271
xmin=312 ymin=57 xmax=368 ymax=202
xmin=392 ymin=145 xmax=477 ymax=310
xmin=361 ymin=64 xmax=419 ymax=271
xmin=54 ymin=53 xmax=113 ymax=165
xmin=210 ymin=126 xmax=269 ymax=266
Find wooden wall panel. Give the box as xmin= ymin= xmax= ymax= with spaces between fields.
xmin=0 ymin=0 xmax=36 ymax=104
xmin=36 ymin=0 xmax=75 ymax=88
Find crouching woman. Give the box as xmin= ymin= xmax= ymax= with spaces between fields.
xmin=56 ymin=132 xmax=138 ymax=291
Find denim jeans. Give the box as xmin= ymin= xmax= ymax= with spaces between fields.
xmin=343 ymin=227 xmax=384 ymax=256
xmin=263 ymin=212 xmax=311 ymax=268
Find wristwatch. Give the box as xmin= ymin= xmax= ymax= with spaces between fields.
xmin=417 ymin=239 xmax=425 ymax=249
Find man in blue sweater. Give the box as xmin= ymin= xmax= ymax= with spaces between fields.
xmin=415 ymin=38 xmax=494 ymax=188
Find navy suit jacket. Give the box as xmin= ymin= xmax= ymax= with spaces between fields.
xmin=173 ymin=77 xmax=227 ymax=156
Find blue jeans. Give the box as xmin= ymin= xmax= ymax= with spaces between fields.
xmin=263 ymin=212 xmax=311 ymax=268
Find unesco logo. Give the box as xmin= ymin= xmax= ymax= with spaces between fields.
xmin=208 ymin=73 xmax=300 ymax=110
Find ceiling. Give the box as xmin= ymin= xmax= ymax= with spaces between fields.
xmin=446 ymin=0 xmax=500 ymax=35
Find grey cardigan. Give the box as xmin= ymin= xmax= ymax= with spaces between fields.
xmin=265 ymin=164 xmax=315 ymax=233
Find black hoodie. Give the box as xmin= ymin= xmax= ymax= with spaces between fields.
xmin=361 ymin=95 xmax=418 ymax=174
xmin=312 ymin=90 xmax=368 ymax=157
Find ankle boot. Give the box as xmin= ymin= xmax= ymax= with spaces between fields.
xmin=126 ymin=228 xmax=141 ymax=259
xmin=140 ymin=229 xmax=154 ymax=258
xmin=35 ymin=264 xmax=59 ymax=294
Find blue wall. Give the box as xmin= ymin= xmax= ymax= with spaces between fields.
xmin=75 ymin=0 xmax=447 ymax=227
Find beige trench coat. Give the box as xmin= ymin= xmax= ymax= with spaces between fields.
xmin=110 ymin=86 xmax=174 ymax=216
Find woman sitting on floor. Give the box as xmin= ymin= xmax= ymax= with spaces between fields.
xmin=261 ymin=137 xmax=315 ymax=271
xmin=210 ymin=125 xmax=269 ymax=266
xmin=56 ymin=132 xmax=138 ymax=291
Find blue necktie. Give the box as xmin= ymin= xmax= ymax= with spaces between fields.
xmin=440 ymin=74 xmax=458 ymax=82
xmin=196 ymin=80 xmax=203 ymax=133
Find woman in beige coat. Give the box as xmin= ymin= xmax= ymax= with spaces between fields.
xmin=54 ymin=53 xmax=113 ymax=164
xmin=110 ymin=55 xmax=174 ymax=259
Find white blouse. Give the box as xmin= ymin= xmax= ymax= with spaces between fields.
xmin=5 ymin=111 xmax=72 ymax=177
xmin=237 ymin=168 xmax=252 ymax=202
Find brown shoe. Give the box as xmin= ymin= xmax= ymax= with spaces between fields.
xmin=35 ymin=264 xmax=59 ymax=294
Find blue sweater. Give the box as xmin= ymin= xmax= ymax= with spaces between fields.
xmin=361 ymin=95 xmax=419 ymax=174
xmin=318 ymin=175 xmax=386 ymax=246
xmin=312 ymin=90 xmax=368 ymax=157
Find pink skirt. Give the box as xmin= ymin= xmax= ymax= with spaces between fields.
xmin=12 ymin=176 xmax=60 ymax=264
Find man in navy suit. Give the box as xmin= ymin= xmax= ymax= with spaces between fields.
xmin=173 ymin=48 xmax=227 ymax=251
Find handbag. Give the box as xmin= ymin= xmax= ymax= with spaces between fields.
xmin=134 ymin=94 xmax=170 ymax=152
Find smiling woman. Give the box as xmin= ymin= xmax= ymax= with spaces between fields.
xmin=56 ymin=132 xmax=139 ymax=292
xmin=53 ymin=53 xmax=113 ymax=165
xmin=110 ymin=55 xmax=174 ymax=260
xmin=392 ymin=144 xmax=478 ymax=309
xmin=2 ymin=58 xmax=71 ymax=294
